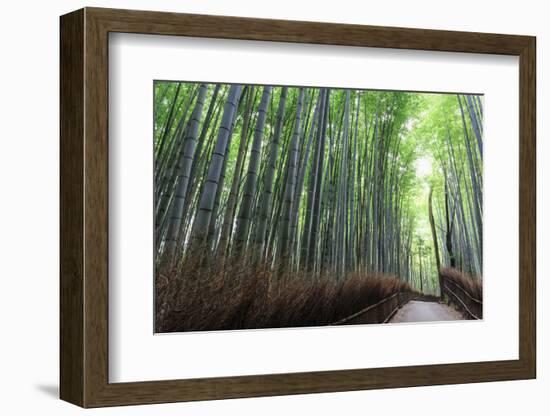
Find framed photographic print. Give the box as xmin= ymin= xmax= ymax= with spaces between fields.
xmin=60 ymin=7 xmax=536 ymax=408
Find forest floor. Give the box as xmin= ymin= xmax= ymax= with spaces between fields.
xmin=389 ymin=300 xmax=464 ymax=323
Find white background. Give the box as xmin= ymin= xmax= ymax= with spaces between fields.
xmin=110 ymin=34 xmax=518 ymax=382
xmin=0 ymin=0 xmax=546 ymax=415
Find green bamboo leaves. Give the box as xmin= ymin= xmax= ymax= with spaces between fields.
xmin=154 ymin=82 xmax=483 ymax=295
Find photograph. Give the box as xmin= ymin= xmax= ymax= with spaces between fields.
xmin=53 ymin=5 xmax=537 ymax=409
xmin=153 ymin=82 xmax=483 ymax=333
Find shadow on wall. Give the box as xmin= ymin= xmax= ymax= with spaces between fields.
xmin=34 ymin=384 xmax=58 ymax=399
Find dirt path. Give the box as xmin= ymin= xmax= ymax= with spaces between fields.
xmin=389 ymin=300 xmax=464 ymax=323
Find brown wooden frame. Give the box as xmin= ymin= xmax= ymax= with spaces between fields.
xmin=60 ymin=7 xmax=536 ymax=408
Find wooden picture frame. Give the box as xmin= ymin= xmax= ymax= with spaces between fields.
xmin=60 ymin=7 xmax=536 ymax=408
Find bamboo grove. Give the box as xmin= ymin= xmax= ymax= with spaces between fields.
xmin=154 ymin=82 xmax=483 ymax=298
